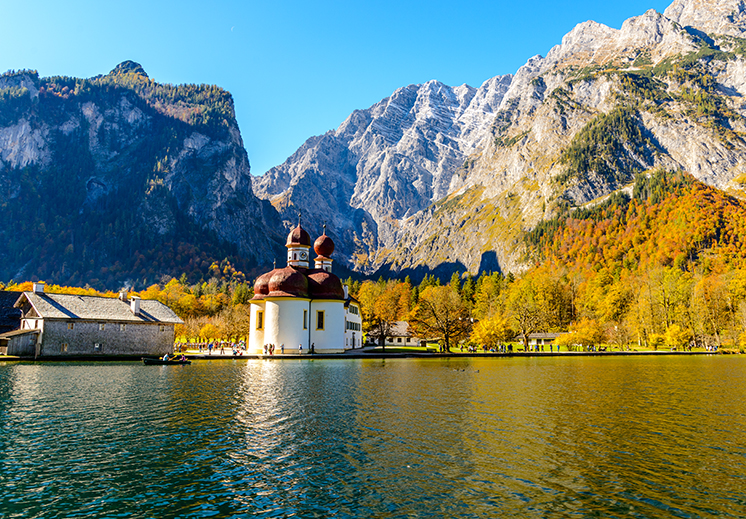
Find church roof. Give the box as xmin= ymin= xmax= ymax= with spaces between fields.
xmin=286 ymin=224 xmax=311 ymax=247
xmin=267 ymin=267 xmax=309 ymax=298
xmin=254 ymin=225 xmax=344 ymax=301
xmin=314 ymin=233 xmax=335 ymax=258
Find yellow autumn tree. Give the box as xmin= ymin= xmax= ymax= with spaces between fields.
xmin=470 ymin=314 xmax=513 ymax=349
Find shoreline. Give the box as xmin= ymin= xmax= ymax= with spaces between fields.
xmin=0 ymin=350 xmax=737 ymax=362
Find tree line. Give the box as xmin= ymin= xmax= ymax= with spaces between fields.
xmin=4 ymin=169 xmax=746 ymax=352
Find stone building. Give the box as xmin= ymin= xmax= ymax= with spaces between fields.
xmin=1 ymin=282 xmax=183 ymax=358
xmin=365 ymin=321 xmax=424 ymax=348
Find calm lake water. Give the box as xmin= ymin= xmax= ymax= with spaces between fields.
xmin=0 ymin=356 xmax=745 ymax=518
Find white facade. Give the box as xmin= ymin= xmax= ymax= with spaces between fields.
xmin=309 ymin=300 xmax=346 ymax=353
xmin=344 ymin=301 xmax=363 ymax=349
xmin=249 ymin=297 xmax=352 ymax=354
xmin=248 ymin=303 xmax=265 ymax=351
xmin=265 ymin=298 xmax=311 ymax=354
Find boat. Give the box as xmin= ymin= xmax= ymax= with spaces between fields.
xmin=142 ymin=357 xmax=191 ymax=365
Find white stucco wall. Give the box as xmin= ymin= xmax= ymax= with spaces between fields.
xmin=248 ymin=302 xmax=266 ymax=354
xmin=344 ymin=303 xmax=363 ymax=349
xmin=309 ymin=301 xmax=345 ymax=353
xmin=263 ymin=298 xmax=311 ymax=354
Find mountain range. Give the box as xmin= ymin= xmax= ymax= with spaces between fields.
xmin=1 ymin=0 xmax=746 ymax=288
xmin=254 ymin=0 xmax=746 ymax=279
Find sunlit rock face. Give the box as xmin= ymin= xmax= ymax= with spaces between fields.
xmin=255 ymin=0 xmax=746 ymax=278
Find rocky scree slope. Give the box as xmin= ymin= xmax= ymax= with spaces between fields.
xmin=0 ymin=61 xmax=283 ymax=288
xmin=255 ymin=0 xmax=746 ymax=279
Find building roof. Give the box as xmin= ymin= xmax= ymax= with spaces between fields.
xmin=0 ymin=328 xmax=40 ymax=339
xmin=17 ymin=292 xmax=183 ymax=324
xmin=286 ymin=224 xmax=311 ymax=247
xmin=514 ymin=333 xmax=564 ymax=340
xmin=389 ymin=321 xmax=415 ymax=338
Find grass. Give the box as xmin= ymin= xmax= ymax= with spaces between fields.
xmin=364 ymin=346 xmax=437 ymax=353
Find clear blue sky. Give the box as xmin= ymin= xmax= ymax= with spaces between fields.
xmin=1 ymin=0 xmax=671 ymax=175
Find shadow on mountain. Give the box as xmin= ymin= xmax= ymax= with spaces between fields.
xmin=374 ymin=251 xmax=503 ymax=284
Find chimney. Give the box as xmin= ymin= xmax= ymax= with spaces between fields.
xmin=32 ymin=282 xmax=45 ymax=294
xmin=130 ymin=296 xmax=141 ymax=315
xmin=343 ymin=285 xmax=349 ymax=299
xmin=119 ymin=291 xmax=128 ymax=302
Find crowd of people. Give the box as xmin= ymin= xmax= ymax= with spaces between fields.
xmin=175 ymin=341 xmax=247 ymax=356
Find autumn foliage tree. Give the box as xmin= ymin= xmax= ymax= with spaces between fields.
xmin=409 ymin=285 xmax=472 ymax=351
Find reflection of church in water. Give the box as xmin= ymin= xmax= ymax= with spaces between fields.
xmin=248 ymin=221 xmax=362 ymax=354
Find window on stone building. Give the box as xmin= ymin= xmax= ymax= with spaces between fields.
xmin=316 ymin=311 xmax=325 ymax=330
xmin=99 ymin=323 xmax=105 ymax=331
xmin=303 ymin=310 xmax=307 ymax=330
xmin=257 ymin=311 xmax=264 ymax=330
xmin=60 ymin=343 xmax=68 ymax=353
xmin=159 ymin=325 xmax=166 ymax=332
xmin=120 ymin=324 xmax=126 ymax=332
xmin=68 ymin=323 xmax=74 ymax=330
xmin=94 ymin=343 xmax=102 ymax=351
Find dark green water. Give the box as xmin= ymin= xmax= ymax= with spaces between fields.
xmin=0 ymin=356 xmax=745 ymax=518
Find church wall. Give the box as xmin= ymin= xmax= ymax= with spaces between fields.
xmin=265 ymin=298 xmax=310 ymax=354
xmin=248 ymin=302 xmax=266 ymax=354
xmin=310 ymin=301 xmax=345 ymax=353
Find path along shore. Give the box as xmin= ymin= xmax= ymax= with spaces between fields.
xmin=0 ymin=348 xmax=737 ymax=362
xmin=177 ymin=346 xmax=736 ymax=360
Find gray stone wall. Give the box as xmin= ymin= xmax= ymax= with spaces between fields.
xmin=40 ymin=320 xmax=174 ymax=357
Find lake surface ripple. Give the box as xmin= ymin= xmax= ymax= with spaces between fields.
xmin=1 ymin=356 xmax=745 ymax=518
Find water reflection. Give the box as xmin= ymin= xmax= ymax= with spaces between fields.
xmin=0 ymin=357 xmax=745 ymax=518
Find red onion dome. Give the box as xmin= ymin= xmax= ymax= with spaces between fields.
xmin=268 ymin=267 xmax=309 ymax=298
xmin=252 ymin=271 xmax=274 ymax=299
xmin=307 ymin=269 xmax=344 ymax=299
xmin=314 ymin=233 xmax=335 ymax=259
xmin=286 ymin=225 xmax=311 ymax=247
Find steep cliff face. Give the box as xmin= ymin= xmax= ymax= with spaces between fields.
xmin=0 ymin=62 xmax=283 ymax=288
xmin=256 ymin=0 xmax=746 ymax=279
xmin=252 ymin=75 xmax=512 ymax=268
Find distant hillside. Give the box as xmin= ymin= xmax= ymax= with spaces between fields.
xmin=0 ymin=62 xmax=284 ymax=288
xmin=526 ymin=170 xmax=746 ymax=274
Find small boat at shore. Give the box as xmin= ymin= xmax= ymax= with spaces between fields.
xmin=142 ymin=357 xmax=191 ymax=365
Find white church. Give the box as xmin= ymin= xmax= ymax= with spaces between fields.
xmin=248 ymin=222 xmax=362 ymax=354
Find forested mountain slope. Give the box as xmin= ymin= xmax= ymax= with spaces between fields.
xmin=0 ymin=61 xmax=283 ymax=288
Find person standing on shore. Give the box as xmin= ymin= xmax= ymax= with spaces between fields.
xmin=299 ymin=343 xmax=303 ymax=354
xmin=281 ymin=344 xmax=285 ymax=354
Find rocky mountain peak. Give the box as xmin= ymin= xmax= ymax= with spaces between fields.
xmin=664 ymin=0 xmax=746 ymax=37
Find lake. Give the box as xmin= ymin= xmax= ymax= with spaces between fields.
xmin=0 ymin=355 xmax=745 ymax=518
